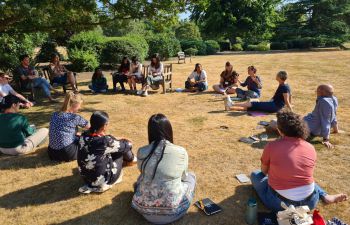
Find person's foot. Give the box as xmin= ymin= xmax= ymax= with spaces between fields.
xmin=49 ymin=98 xmax=59 ymax=103
xmin=136 ymin=90 xmax=143 ymax=95
xmin=123 ymin=156 xmax=137 ymax=167
xmin=95 ymin=184 xmax=112 ymax=193
xmin=322 ymin=194 xmax=348 ymax=204
xmin=78 ymin=185 xmax=98 ymax=194
xmin=141 ymin=90 xmax=148 ymax=97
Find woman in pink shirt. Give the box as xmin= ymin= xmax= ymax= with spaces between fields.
xmin=251 ymin=110 xmax=347 ymax=212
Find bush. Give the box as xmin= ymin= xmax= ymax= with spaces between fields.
xmin=0 ymin=34 xmax=36 ymax=72
xmin=246 ymin=43 xmax=270 ymax=51
xmin=218 ymin=40 xmax=231 ymax=51
xmin=35 ymin=41 xmax=65 ymax=63
xmin=68 ymin=48 xmax=99 ymax=72
xmin=205 ymin=40 xmax=220 ymax=54
xmin=100 ymin=37 xmax=147 ymax=64
xmin=67 ymin=30 xmax=106 ymax=54
xmin=125 ymin=35 xmax=149 ymax=60
xmin=184 ymin=48 xmax=198 ymax=56
xmin=324 ymin=38 xmax=342 ymax=47
xmin=231 ymin=43 xmax=243 ymax=51
xmin=146 ymin=33 xmax=181 ymax=59
xmin=270 ymin=42 xmax=288 ymax=50
xmin=180 ymin=39 xmax=207 ymax=55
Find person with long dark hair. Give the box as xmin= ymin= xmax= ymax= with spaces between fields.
xmin=112 ymin=56 xmax=130 ymax=92
xmin=77 ymin=111 xmax=136 ymax=194
xmin=212 ymin=62 xmax=238 ymax=94
xmin=0 ymin=95 xmax=48 ymax=155
xmin=129 ymin=56 xmax=144 ymax=93
xmin=141 ymin=54 xmax=164 ymax=97
xmin=251 ymin=110 xmax=347 ymax=212
xmin=235 ymin=65 xmax=262 ymax=99
xmin=132 ymin=114 xmax=196 ymax=224
xmin=185 ymin=63 xmax=208 ymax=92
xmin=89 ymin=67 xmax=108 ymax=93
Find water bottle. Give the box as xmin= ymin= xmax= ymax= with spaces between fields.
xmin=245 ymin=198 xmax=257 ymax=225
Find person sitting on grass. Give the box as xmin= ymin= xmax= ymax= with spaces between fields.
xmin=16 ymin=54 xmax=58 ymax=102
xmin=304 ymin=84 xmax=339 ymax=149
xmin=129 ymin=56 xmax=144 ymax=93
xmin=48 ymin=92 xmax=90 ymax=162
xmin=0 ymin=72 xmax=33 ymax=108
xmin=112 ymin=56 xmax=130 ymax=92
xmin=185 ymin=63 xmax=208 ymax=92
xmin=89 ymin=67 xmax=108 ymax=94
xmin=251 ymin=110 xmax=347 ymax=212
xmin=141 ymin=54 xmax=164 ymax=97
xmin=235 ymin=66 xmax=262 ymax=100
xmin=0 ymin=95 xmax=48 ymax=155
xmin=224 ymin=70 xmax=292 ymax=112
xmin=77 ymin=111 xmax=136 ymax=194
xmin=212 ymin=61 xmax=239 ymax=94
xmin=132 ymin=114 xmax=196 ymax=224
xmin=49 ymin=53 xmax=78 ymax=92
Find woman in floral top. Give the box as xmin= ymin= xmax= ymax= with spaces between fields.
xmin=77 ymin=111 xmax=136 ymax=194
xmin=132 ymin=114 xmax=196 ymax=224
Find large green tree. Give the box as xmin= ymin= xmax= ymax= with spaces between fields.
xmin=190 ymin=0 xmax=281 ymax=43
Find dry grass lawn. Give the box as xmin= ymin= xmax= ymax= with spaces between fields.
xmin=1 ymin=51 xmax=350 ymax=225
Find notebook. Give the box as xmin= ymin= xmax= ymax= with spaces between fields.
xmin=195 ymin=198 xmax=222 ymax=216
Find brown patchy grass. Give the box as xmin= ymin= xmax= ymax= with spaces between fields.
xmin=1 ymin=51 xmax=350 ymax=225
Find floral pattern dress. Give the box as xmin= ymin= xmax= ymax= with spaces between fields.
xmin=132 ymin=140 xmax=195 ymax=217
xmin=77 ymin=133 xmax=131 ymax=188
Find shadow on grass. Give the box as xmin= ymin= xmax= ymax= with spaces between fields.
xmin=51 ymin=191 xmax=143 ymax=225
xmin=0 ymin=169 xmax=80 ymax=209
xmin=0 ymin=146 xmax=56 ymax=170
xmin=188 ymin=90 xmax=217 ymax=96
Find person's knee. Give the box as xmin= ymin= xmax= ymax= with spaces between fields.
xmin=250 ymin=170 xmax=264 ymax=185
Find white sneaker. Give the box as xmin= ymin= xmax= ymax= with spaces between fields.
xmin=78 ymin=185 xmax=98 ymax=194
xmin=141 ymin=90 xmax=148 ymax=97
xmin=95 ymin=184 xmax=112 ymax=193
xmin=136 ymin=90 xmax=143 ymax=95
xmin=111 ymin=171 xmax=123 ymax=185
xmin=224 ymin=95 xmax=233 ymax=111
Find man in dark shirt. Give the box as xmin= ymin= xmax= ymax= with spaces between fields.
xmin=16 ymin=54 xmax=57 ymax=102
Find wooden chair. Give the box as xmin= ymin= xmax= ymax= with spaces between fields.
xmin=111 ymin=64 xmax=146 ymax=90
xmin=177 ymin=52 xmax=186 ymax=64
xmin=144 ymin=64 xmax=173 ymax=94
xmin=41 ymin=66 xmax=77 ymax=93
xmin=9 ymin=70 xmax=36 ymax=101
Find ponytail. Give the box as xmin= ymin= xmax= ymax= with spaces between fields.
xmin=61 ymin=91 xmax=83 ymax=112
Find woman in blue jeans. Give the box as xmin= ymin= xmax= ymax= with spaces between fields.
xmin=251 ymin=110 xmax=347 ymax=212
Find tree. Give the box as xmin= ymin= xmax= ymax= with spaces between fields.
xmin=175 ymin=21 xmax=202 ymax=40
xmin=190 ymin=0 xmax=281 ymax=43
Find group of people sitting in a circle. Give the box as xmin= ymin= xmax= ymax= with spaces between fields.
xmin=0 ymin=56 xmax=348 ymax=224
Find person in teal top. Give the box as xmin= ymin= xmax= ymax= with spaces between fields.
xmin=0 ymin=95 xmax=48 ymax=155
xmin=132 ymin=114 xmax=196 ymax=224
xmin=89 ymin=67 xmax=108 ymax=93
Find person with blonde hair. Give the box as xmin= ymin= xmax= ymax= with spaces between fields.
xmin=48 ymin=91 xmax=89 ymax=162
xmin=0 ymin=95 xmax=48 ymax=155
xmin=224 ymin=71 xmax=292 ymax=113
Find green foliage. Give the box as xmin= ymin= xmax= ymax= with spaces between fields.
xmin=175 ymin=21 xmax=202 ymax=41
xmin=0 ymin=34 xmax=36 ymax=71
xmin=67 ymin=30 xmax=106 ymax=53
xmin=68 ymin=48 xmax=99 ymax=72
xmin=218 ymin=41 xmax=231 ymax=51
xmin=246 ymin=43 xmax=270 ymax=51
xmin=36 ymin=41 xmax=65 ymax=63
xmin=184 ymin=48 xmax=198 ymax=56
xmin=180 ymin=39 xmax=207 ymax=55
xmin=125 ymin=35 xmax=149 ymax=60
xmin=232 ymin=43 xmax=243 ymax=51
xmin=146 ymin=33 xmax=181 ymax=59
xmin=100 ymin=37 xmax=147 ymax=64
xmin=204 ymin=40 xmax=220 ymax=54
xmin=270 ymin=42 xmax=288 ymax=50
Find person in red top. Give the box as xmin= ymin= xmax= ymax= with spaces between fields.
xmin=251 ymin=110 xmax=347 ymax=212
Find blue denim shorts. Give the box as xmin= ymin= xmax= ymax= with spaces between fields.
xmin=52 ymin=73 xmax=68 ymax=84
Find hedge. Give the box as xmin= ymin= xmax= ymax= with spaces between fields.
xmin=146 ymin=33 xmax=181 ymax=59
xmin=218 ymin=41 xmax=231 ymax=51
xmin=246 ymin=42 xmax=270 ymax=51
xmin=180 ymin=39 xmax=207 ymax=55
xmin=270 ymin=42 xmax=288 ymax=50
xmin=232 ymin=43 xmax=243 ymax=51
xmin=67 ymin=30 xmax=106 ymax=54
xmin=205 ymin=40 xmax=220 ymax=54
xmin=69 ymin=48 xmax=99 ymax=72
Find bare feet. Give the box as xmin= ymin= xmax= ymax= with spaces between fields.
xmin=322 ymin=194 xmax=348 ymax=204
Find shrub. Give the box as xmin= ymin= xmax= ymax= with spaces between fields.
xmin=125 ymin=35 xmax=149 ymax=60
xmin=288 ymin=38 xmax=313 ymax=49
xmin=205 ymin=40 xmax=220 ymax=54
xmin=184 ymin=48 xmax=198 ymax=56
xmin=35 ymin=41 xmax=65 ymax=63
xmin=324 ymin=38 xmax=342 ymax=47
xmin=0 ymin=34 xmax=36 ymax=72
xmin=67 ymin=30 xmax=106 ymax=54
xmin=180 ymin=39 xmax=207 ymax=55
xmin=146 ymin=33 xmax=181 ymax=59
xmin=311 ymin=37 xmax=326 ymax=48
xmin=231 ymin=43 xmax=243 ymax=51
xmin=270 ymin=42 xmax=288 ymax=50
xmin=218 ymin=40 xmax=231 ymax=51
xmin=235 ymin=37 xmax=244 ymax=44
xmin=68 ymin=48 xmax=99 ymax=72
xmin=246 ymin=43 xmax=270 ymax=51
xmin=100 ymin=37 xmax=146 ymax=64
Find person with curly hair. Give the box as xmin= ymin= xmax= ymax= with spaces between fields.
xmin=251 ymin=110 xmax=347 ymax=212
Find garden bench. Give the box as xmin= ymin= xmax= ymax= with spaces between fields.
xmin=177 ymin=52 xmax=186 ymax=64
xmin=41 ymin=66 xmax=77 ymax=93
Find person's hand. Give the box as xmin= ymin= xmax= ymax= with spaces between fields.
xmin=0 ymin=92 xmax=4 ymax=97
xmin=322 ymin=140 xmax=334 ymax=149
xmin=251 ymin=76 xmax=258 ymax=82
xmin=27 ymin=101 xmax=34 ymax=107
